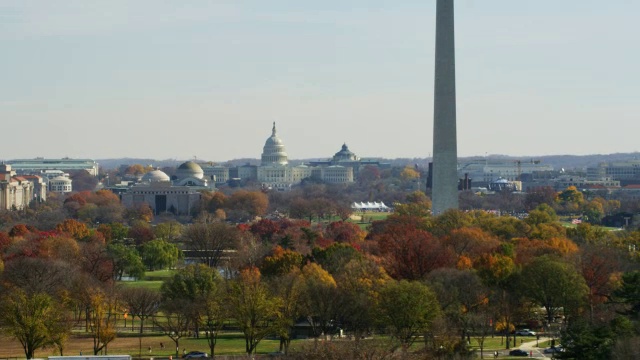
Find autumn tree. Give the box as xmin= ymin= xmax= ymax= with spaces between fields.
xmin=578 ymin=245 xmax=626 ymax=321
xmin=445 ymin=227 xmax=500 ymax=266
xmin=128 ymin=221 xmax=155 ymax=246
xmin=377 ymin=226 xmax=454 ymax=280
xmin=323 ymin=221 xmax=366 ymax=243
xmin=428 ymin=268 xmax=489 ymax=344
xmin=225 ymin=190 xmax=269 ymax=221
xmin=260 ymin=246 xmax=303 ymax=277
xmin=299 ymin=263 xmax=339 ymax=338
xmin=87 ymin=287 xmax=119 ymax=355
xmin=334 ymin=257 xmax=390 ymax=341
xmin=312 ymin=243 xmax=362 ymax=275
xmin=55 ymin=219 xmax=90 ymax=240
xmin=268 ymin=269 xmax=305 ymax=354
xmin=226 ymin=267 xmax=281 ymax=354
xmin=0 ymin=289 xmax=70 ymax=359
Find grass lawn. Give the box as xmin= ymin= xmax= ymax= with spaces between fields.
xmin=0 ymin=332 xmax=285 ymax=358
xmin=117 ymin=269 xmax=177 ymax=290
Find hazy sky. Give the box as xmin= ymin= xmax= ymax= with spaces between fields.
xmin=2 ymin=1 xmax=639 ymax=162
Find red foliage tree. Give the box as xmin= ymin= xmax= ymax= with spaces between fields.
xmin=376 ymin=227 xmax=454 ymax=280
xmin=250 ymin=219 xmax=281 ymax=242
xmin=324 ymin=221 xmax=365 ymax=243
xmin=0 ymin=231 xmax=11 ymax=252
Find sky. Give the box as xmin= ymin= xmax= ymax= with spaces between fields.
xmin=1 ymin=0 xmax=639 ymax=162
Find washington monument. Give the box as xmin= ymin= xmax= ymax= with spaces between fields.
xmin=431 ymin=0 xmax=458 ymax=215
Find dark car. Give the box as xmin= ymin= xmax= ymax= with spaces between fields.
xmin=183 ymin=351 xmax=208 ymax=359
xmin=508 ymin=349 xmax=529 ymax=357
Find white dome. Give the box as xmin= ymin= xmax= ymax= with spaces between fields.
xmin=261 ymin=122 xmax=288 ymax=166
xmin=141 ymin=170 xmax=171 ymax=183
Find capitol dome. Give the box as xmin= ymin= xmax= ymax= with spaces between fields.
xmin=175 ymin=161 xmax=204 ymax=180
xmin=141 ymin=170 xmax=171 ymax=183
xmin=261 ymin=122 xmax=288 ymax=166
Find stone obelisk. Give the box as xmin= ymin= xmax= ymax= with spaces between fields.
xmin=431 ymin=0 xmax=458 ymax=215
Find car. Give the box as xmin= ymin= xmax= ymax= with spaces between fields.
xmin=515 ymin=329 xmax=536 ymax=336
xmin=183 ymin=351 xmax=208 ymax=359
xmin=544 ymin=345 xmax=563 ymax=354
xmin=508 ymin=349 xmax=529 ymax=357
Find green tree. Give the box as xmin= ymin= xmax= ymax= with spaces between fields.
xmin=141 ymin=239 xmax=180 ymax=270
xmin=161 ymin=263 xmax=224 ymax=352
xmin=521 ymin=256 xmax=588 ymax=324
xmin=376 ymin=280 xmax=440 ymax=350
xmin=154 ymin=220 xmax=183 ymax=242
xmin=107 ymin=243 xmax=145 ymax=280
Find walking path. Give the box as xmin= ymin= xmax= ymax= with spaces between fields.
xmin=489 ymin=337 xmax=554 ymax=358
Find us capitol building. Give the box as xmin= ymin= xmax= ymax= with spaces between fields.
xmin=199 ymin=123 xmax=384 ymax=190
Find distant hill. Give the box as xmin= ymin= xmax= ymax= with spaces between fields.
xmin=96 ymin=152 xmax=640 ymax=171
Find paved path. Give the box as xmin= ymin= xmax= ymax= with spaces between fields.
xmin=488 ymin=337 xmax=553 ymax=359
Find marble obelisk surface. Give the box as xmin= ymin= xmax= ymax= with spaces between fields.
xmin=431 ymin=0 xmax=458 ymax=215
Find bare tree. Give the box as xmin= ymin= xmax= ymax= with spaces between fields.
xmin=120 ymin=287 xmax=161 ymax=334
xmin=182 ymin=222 xmax=240 ymax=267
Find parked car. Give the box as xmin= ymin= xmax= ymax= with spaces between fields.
xmin=515 ymin=329 xmax=536 ymax=336
xmin=183 ymin=351 xmax=208 ymax=359
xmin=508 ymin=349 xmax=529 ymax=357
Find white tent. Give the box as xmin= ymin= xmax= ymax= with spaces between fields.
xmin=351 ymin=201 xmax=390 ymax=211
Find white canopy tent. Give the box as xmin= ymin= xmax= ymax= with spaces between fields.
xmin=351 ymin=201 xmax=390 ymax=211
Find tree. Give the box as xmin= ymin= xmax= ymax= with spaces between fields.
xmin=299 ymin=263 xmax=339 ymax=338
xmin=226 ymin=267 xmax=280 ymax=355
xmin=141 ymin=239 xmax=180 ymax=271
xmin=161 ymin=264 xmax=222 ymax=343
xmin=182 ymin=222 xmax=240 ymax=267
xmin=579 ymin=245 xmax=624 ymax=321
xmin=427 ymin=268 xmax=489 ymax=344
xmin=268 ymin=269 xmax=305 ymax=354
xmin=377 ymin=226 xmax=454 ymax=280
xmin=323 ymin=221 xmax=366 ymax=243
xmin=87 ymin=287 xmax=119 ymax=355
xmin=154 ymin=220 xmax=183 ymax=242
xmin=0 ymin=289 xmax=69 ymax=359
xmin=55 ymin=219 xmax=91 ymax=240
xmin=445 ymin=227 xmax=500 ymax=264
xmin=107 ymin=243 xmax=145 ymax=280
xmin=128 ymin=221 xmax=155 ymax=246
xmin=376 ymin=280 xmax=440 ymax=350
xmin=612 ymin=270 xmax=640 ymax=318
xmin=155 ymin=308 xmax=191 ymax=357
xmin=334 ymin=257 xmax=390 ymax=342
xmin=226 ymin=190 xmax=268 ymax=221
xmin=521 ymin=256 xmax=588 ymax=324
xmin=312 ymin=243 xmax=362 ymax=275
xmin=120 ymin=287 xmax=160 ymax=334
xmin=260 ymin=246 xmax=303 ymax=277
